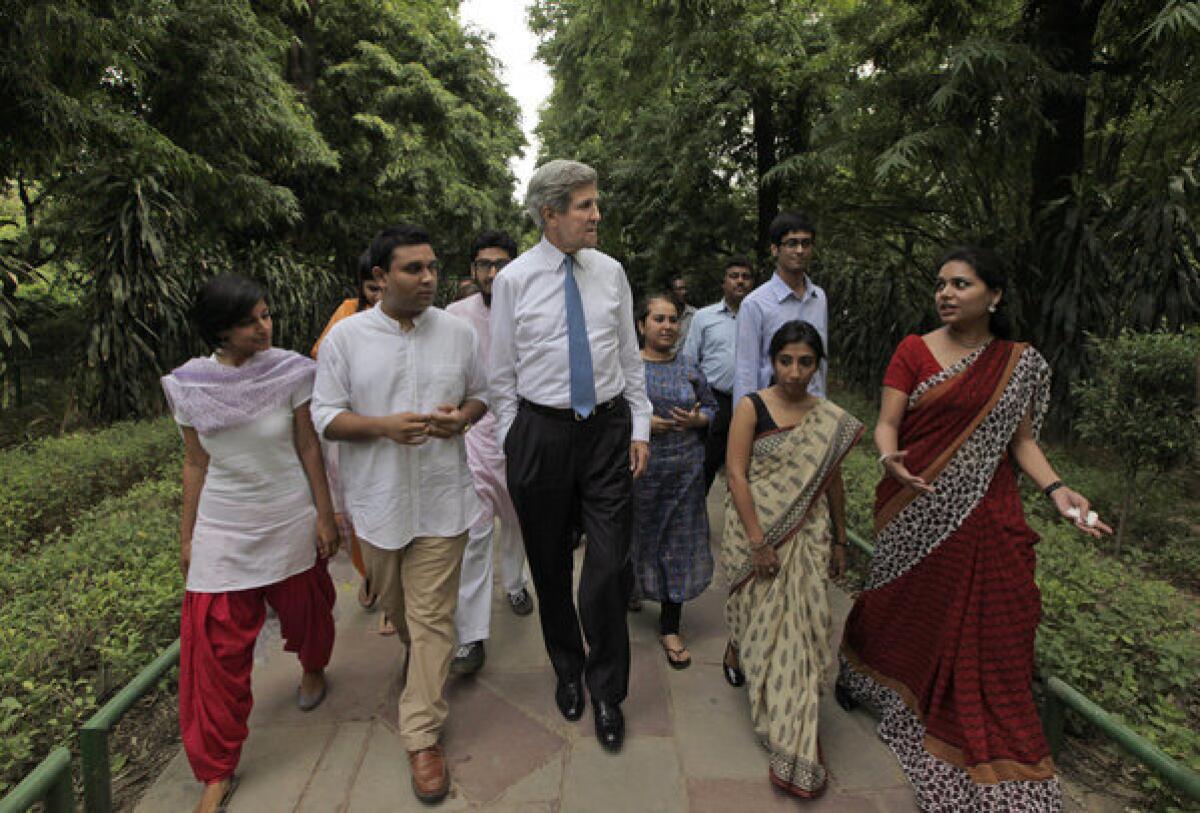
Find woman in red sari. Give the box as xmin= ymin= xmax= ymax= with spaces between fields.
xmin=838 ymin=246 xmax=1110 ymax=812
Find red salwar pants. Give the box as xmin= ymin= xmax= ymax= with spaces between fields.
xmin=179 ymin=560 xmax=336 ymax=783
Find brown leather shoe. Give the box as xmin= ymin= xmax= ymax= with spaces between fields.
xmin=407 ymin=744 xmax=449 ymax=804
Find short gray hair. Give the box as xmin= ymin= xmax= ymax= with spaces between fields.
xmin=524 ymin=159 xmax=598 ymax=230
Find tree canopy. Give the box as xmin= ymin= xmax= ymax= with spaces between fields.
xmin=531 ymin=0 xmax=1200 ymax=414
xmin=1 ymin=0 xmax=523 ymax=420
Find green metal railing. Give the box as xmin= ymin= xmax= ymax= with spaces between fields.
xmin=0 ymin=747 xmax=73 ymax=813
xmin=1041 ymin=677 xmax=1200 ymax=801
xmin=844 ymin=528 xmax=1200 ymax=803
xmin=80 ymin=639 xmax=181 ymax=813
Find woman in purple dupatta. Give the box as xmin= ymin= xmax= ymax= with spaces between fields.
xmin=162 ymin=274 xmax=340 ymax=813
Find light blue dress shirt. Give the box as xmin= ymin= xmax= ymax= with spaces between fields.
xmin=682 ymin=300 xmax=738 ymax=394
xmin=732 ymin=272 xmax=828 ymax=405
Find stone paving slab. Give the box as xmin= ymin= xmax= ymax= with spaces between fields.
xmin=136 ymin=484 xmax=920 ymax=812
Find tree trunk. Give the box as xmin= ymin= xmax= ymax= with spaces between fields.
xmin=752 ymin=89 xmax=778 ymax=266
xmin=1025 ymin=0 xmax=1103 ymax=227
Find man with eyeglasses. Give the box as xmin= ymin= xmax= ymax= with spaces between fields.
xmin=446 ymin=231 xmax=534 ymax=678
xmin=683 ymin=256 xmax=755 ymax=491
xmin=732 ymin=211 xmax=828 ymax=406
xmin=312 ymin=223 xmax=487 ymax=804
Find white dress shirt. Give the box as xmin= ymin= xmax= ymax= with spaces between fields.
xmin=311 ymin=305 xmax=487 ymax=550
xmin=682 ymin=300 xmax=738 ymax=393
xmin=489 ymin=237 xmax=652 ymax=444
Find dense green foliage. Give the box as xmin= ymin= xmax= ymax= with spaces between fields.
xmin=1035 ymin=523 xmax=1200 ymax=803
xmin=0 ymin=478 xmax=183 ymax=793
xmin=0 ymin=417 xmax=178 ymax=552
xmin=1 ymin=0 xmax=522 ymax=422
xmin=532 ymin=0 xmax=1200 ymax=417
xmin=1076 ymin=329 xmax=1200 ymax=547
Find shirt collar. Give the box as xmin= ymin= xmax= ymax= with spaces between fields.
xmin=767 ymin=272 xmax=819 ymax=304
xmin=371 ymin=301 xmax=432 ymax=333
xmin=536 ymin=236 xmax=584 ymax=272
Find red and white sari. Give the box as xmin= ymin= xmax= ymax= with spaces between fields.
xmin=839 ymin=336 xmax=1061 ymax=812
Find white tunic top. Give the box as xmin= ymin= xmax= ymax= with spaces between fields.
xmin=310 ymin=304 xmax=487 ymax=551
xmin=177 ymin=379 xmax=317 ymax=593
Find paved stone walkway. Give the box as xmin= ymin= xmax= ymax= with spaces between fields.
xmin=135 ymin=490 xmax=923 ymax=813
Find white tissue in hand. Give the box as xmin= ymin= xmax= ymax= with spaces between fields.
xmin=1065 ymin=507 xmax=1098 ymax=527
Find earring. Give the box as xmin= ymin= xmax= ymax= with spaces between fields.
xmin=988 ymin=304 xmax=997 ymax=313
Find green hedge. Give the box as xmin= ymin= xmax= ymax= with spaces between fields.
xmin=1034 ymin=520 xmax=1200 ymax=806
xmin=0 ymin=478 xmax=183 ymax=793
xmin=0 ymin=417 xmax=180 ymax=553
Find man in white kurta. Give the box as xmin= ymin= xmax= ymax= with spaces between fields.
xmin=312 ymin=224 xmax=487 ymax=804
xmin=446 ymin=231 xmax=532 ymax=676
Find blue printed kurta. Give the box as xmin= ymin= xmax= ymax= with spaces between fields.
xmin=632 ymin=353 xmax=718 ymax=602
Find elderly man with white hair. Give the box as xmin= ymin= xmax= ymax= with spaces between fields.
xmin=489 ymin=159 xmax=651 ymax=753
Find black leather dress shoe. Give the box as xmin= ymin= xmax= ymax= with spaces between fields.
xmin=555 ymin=679 xmax=585 ymax=721
xmin=593 ymin=700 xmax=624 ymax=753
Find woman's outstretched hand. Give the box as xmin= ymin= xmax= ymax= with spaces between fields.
xmin=1051 ymin=488 xmax=1113 ymax=538
xmin=883 ymin=451 xmax=935 ymax=494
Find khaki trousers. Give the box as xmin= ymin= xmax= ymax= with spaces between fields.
xmin=360 ymin=533 xmax=467 ymax=751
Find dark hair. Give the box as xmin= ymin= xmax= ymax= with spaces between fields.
xmin=635 ymin=292 xmax=678 ymax=324
xmin=192 ymin=274 xmax=267 ymax=349
xmin=768 ymin=320 xmax=825 ymax=364
xmin=723 ymin=255 xmax=754 ymax=274
xmin=936 ymin=244 xmax=1012 ymax=339
xmin=469 ymin=230 xmax=519 ymax=263
xmin=768 ymin=211 xmax=817 ymax=245
xmin=369 ymin=223 xmax=432 ymax=273
xmin=354 ymin=247 xmax=374 ymax=310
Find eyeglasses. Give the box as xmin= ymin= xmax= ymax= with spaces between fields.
xmin=781 ymin=237 xmax=814 ymax=250
xmin=471 ymin=259 xmax=511 ymax=273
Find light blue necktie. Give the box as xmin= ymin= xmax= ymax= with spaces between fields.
xmin=563 ymin=254 xmax=596 ymax=417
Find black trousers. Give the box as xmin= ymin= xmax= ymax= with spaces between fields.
xmin=703 ymin=389 xmax=733 ymax=492
xmin=505 ymin=399 xmax=633 ymax=704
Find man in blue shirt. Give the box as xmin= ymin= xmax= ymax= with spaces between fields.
xmin=732 ymin=212 xmax=828 ymax=406
xmin=683 ymin=256 xmax=754 ymax=490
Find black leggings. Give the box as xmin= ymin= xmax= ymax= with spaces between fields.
xmin=659 ymin=601 xmax=682 ymax=636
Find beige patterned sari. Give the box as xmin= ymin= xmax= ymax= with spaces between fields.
xmin=722 ymin=397 xmax=863 ymax=795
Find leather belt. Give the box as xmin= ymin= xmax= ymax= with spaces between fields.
xmin=519 ymin=397 xmax=622 ymax=422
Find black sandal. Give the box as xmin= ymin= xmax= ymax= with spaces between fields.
xmin=722 ymin=641 xmax=745 ymax=687
xmin=659 ymin=635 xmax=692 ymax=670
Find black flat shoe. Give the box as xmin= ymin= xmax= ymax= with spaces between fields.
xmin=722 ymin=641 xmax=745 ymax=687
xmin=835 ymin=682 xmax=858 ymax=712
xmin=593 ymin=700 xmax=624 ymax=753
xmin=555 ymin=679 xmax=585 ymax=721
